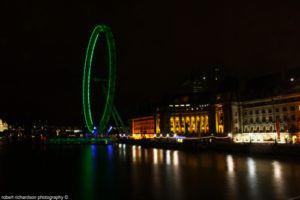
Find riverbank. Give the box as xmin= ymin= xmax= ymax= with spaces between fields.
xmin=116 ymin=138 xmax=300 ymax=157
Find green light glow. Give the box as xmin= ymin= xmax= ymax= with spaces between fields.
xmin=83 ymin=25 xmax=116 ymax=133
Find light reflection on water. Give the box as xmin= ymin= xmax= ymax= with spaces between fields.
xmin=70 ymin=144 xmax=300 ymax=199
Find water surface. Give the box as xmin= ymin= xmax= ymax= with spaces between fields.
xmin=0 ymin=142 xmax=300 ymax=200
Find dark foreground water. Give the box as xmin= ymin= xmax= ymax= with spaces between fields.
xmin=0 ymin=142 xmax=300 ymax=200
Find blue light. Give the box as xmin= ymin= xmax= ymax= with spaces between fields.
xmin=93 ymin=126 xmax=97 ymax=130
xmin=107 ymin=145 xmax=113 ymax=159
xmin=91 ymin=145 xmax=96 ymax=158
xmin=107 ymin=126 xmax=112 ymax=133
xmin=174 ymin=136 xmax=187 ymax=139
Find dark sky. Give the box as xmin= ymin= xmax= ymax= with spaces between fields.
xmin=1 ymin=0 xmax=300 ymax=125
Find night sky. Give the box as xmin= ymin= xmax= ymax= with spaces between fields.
xmin=1 ymin=0 xmax=300 ymax=125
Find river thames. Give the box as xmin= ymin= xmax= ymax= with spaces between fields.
xmin=0 ymin=142 xmax=300 ymax=200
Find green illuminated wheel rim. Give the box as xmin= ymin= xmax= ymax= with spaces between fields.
xmin=83 ymin=25 xmax=116 ymax=133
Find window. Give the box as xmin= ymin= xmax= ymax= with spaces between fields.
xmin=262 ymin=109 xmax=265 ymax=114
xmin=284 ymin=115 xmax=288 ymax=121
xmin=234 ymin=119 xmax=238 ymax=123
xmin=244 ymin=119 xmax=248 ymax=124
xmin=276 ymin=116 xmax=281 ymax=123
xmin=244 ymin=111 xmax=247 ymax=115
xmin=292 ymin=115 xmax=295 ymax=121
xmin=256 ymin=118 xmax=260 ymax=123
xmin=250 ymin=111 xmax=253 ymax=115
xmin=268 ymin=109 xmax=272 ymax=113
xmin=262 ymin=117 xmax=266 ymax=122
xmin=269 ymin=116 xmax=273 ymax=122
xmin=283 ymin=107 xmax=287 ymax=112
xmin=276 ymin=108 xmax=279 ymax=112
xmin=256 ymin=110 xmax=259 ymax=114
xmin=250 ymin=118 xmax=253 ymax=123
xmin=291 ymin=106 xmax=295 ymax=111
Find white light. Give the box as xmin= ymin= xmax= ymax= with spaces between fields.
xmin=248 ymin=158 xmax=256 ymax=177
xmin=273 ymin=161 xmax=281 ymax=179
xmin=203 ymin=76 xmax=206 ymax=80
xmin=166 ymin=134 xmax=169 ymax=137
xmin=173 ymin=133 xmax=177 ymax=137
xmin=175 ymin=105 xmax=179 ymax=107
xmin=153 ymin=148 xmax=158 ymax=164
xmin=227 ymin=155 xmax=234 ymax=172
xmin=180 ymin=104 xmax=185 ymax=107
xmin=166 ymin=150 xmax=171 ymax=165
xmin=132 ymin=145 xmax=136 ymax=163
xmin=186 ymin=104 xmax=190 ymax=107
xmin=290 ymin=77 xmax=294 ymax=82
xmin=169 ymin=105 xmax=174 ymax=107
xmin=173 ymin=151 xmax=179 ymax=166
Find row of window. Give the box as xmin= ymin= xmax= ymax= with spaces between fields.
xmin=243 ymin=127 xmax=284 ymax=132
xmin=244 ymin=115 xmax=296 ymax=124
xmin=243 ymin=97 xmax=300 ymax=108
xmin=244 ymin=106 xmax=296 ymax=115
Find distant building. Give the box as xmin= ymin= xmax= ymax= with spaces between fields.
xmin=233 ymin=93 xmax=300 ymax=143
xmin=0 ymin=119 xmax=8 ymax=132
xmin=131 ymin=116 xmax=155 ymax=138
xmin=130 ymin=67 xmax=300 ymax=143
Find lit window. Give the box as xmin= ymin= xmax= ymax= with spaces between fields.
xmin=169 ymin=105 xmax=174 ymax=107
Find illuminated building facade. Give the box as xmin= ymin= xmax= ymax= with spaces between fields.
xmin=233 ymin=93 xmax=300 ymax=143
xmin=0 ymin=119 xmax=8 ymax=132
xmin=156 ymin=103 xmax=211 ymax=136
xmin=131 ymin=67 xmax=300 ymax=142
xmin=131 ymin=116 xmax=155 ymax=138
